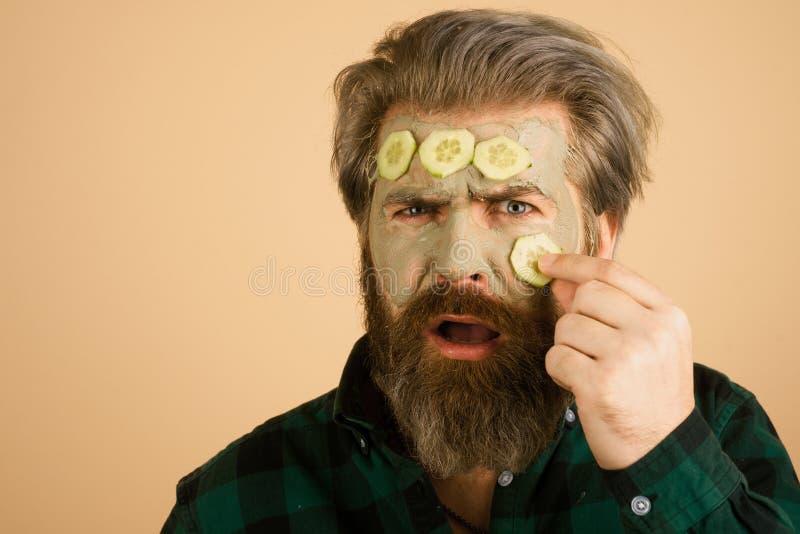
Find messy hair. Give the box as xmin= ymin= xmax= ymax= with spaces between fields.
xmin=331 ymin=8 xmax=658 ymax=254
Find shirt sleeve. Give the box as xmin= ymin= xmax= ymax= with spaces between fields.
xmin=160 ymin=501 xmax=193 ymax=534
xmin=598 ymin=395 xmax=800 ymax=533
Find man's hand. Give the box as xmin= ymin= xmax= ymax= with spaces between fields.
xmin=536 ymin=253 xmax=695 ymax=470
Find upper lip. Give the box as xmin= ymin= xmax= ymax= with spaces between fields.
xmin=426 ymin=313 xmax=501 ymax=335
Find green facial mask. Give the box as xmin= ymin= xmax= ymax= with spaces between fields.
xmin=368 ymin=114 xmax=580 ymax=308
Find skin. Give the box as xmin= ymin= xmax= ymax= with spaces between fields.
xmin=368 ymin=102 xmax=695 ymax=531
xmin=370 ymin=105 xmax=581 ymax=312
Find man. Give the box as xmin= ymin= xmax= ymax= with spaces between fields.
xmin=161 ymin=9 xmax=800 ymax=533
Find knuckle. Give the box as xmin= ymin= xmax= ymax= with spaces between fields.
xmin=616 ymin=339 xmax=637 ymax=361
xmin=584 ymin=278 xmax=605 ymax=291
xmin=617 ymin=336 xmax=647 ymax=361
xmin=571 ymin=289 xmax=588 ymax=313
xmin=597 ymin=260 xmax=620 ymax=281
xmin=553 ymin=317 xmax=569 ymax=342
xmin=645 ymin=305 xmax=690 ymax=348
xmin=545 ymin=345 xmax=566 ymax=375
xmin=544 ymin=346 xmax=558 ymax=371
xmin=664 ymin=304 xmax=690 ymax=331
xmin=650 ymin=328 xmax=672 ymax=351
xmin=558 ymin=312 xmax=580 ymax=332
xmin=575 ymin=279 xmax=602 ymax=301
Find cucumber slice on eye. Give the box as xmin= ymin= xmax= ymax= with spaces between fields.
xmin=377 ymin=130 xmax=417 ymax=180
xmin=473 ymin=135 xmax=532 ymax=180
xmin=510 ymin=233 xmax=563 ymax=287
xmin=418 ymin=129 xmax=475 ymax=178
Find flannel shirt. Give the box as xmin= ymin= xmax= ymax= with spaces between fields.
xmin=161 ymin=334 xmax=800 ymax=533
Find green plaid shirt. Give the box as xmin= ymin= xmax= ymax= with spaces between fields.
xmin=161 ymin=334 xmax=800 ymax=533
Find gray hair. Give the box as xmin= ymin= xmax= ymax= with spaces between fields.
xmin=331 ymin=8 xmax=659 ymax=251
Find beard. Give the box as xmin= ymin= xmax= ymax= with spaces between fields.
xmin=359 ymin=240 xmax=576 ymax=480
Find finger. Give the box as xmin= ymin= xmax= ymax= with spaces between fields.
xmin=570 ymin=279 xmax=646 ymax=330
xmin=554 ymin=312 xmax=621 ymax=360
xmin=545 ymin=343 xmax=594 ymax=395
xmin=538 ymin=253 xmax=668 ymax=310
xmin=548 ymin=278 xmax=576 ymax=315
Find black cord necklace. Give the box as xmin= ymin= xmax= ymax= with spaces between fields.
xmin=436 ymin=498 xmax=490 ymax=534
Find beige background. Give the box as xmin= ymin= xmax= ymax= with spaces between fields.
xmin=2 ymin=1 xmax=798 ymax=532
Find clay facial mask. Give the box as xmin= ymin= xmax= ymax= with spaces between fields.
xmin=368 ymin=113 xmax=580 ymax=307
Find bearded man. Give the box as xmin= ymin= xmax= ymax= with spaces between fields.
xmin=161 ymin=9 xmax=800 ymax=533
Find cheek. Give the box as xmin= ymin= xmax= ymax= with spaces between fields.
xmin=384 ymin=251 xmax=427 ymax=294
xmin=547 ymin=184 xmax=581 ymax=254
xmin=369 ymin=226 xmax=432 ymax=308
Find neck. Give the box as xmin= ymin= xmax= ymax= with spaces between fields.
xmin=429 ymin=467 xmax=498 ymax=532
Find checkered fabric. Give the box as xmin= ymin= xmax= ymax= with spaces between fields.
xmin=161 ymin=334 xmax=800 ymax=533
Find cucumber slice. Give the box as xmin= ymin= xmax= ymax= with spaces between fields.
xmin=473 ymin=135 xmax=531 ymax=180
xmin=418 ymin=129 xmax=475 ymax=178
xmin=377 ymin=130 xmax=417 ymax=180
xmin=510 ymin=233 xmax=562 ymax=287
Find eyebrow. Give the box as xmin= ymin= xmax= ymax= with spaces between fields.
xmin=470 ymin=184 xmax=551 ymax=203
xmin=381 ymin=183 xmax=551 ymax=208
xmin=381 ymin=188 xmax=454 ymax=208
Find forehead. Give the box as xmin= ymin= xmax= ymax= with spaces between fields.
xmin=373 ymin=102 xmax=572 ymax=197
xmin=381 ymin=102 xmax=569 ymax=135
xmin=376 ymin=101 xmax=572 ymax=145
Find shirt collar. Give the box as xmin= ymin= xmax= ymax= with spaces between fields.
xmin=332 ymin=333 xmax=386 ymax=434
xmin=332 ymin=334 xmax=417 ymax=460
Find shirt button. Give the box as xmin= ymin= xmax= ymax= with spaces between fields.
xmin=565 ymin=407 xmax=576 ymax=423
xmin=631 ymin=495 xmax=651 ymax=516
xmin=357 ymin=435 xmax=369 ymax=456
xmin=497 ymin=470 xmax=514 ymax=487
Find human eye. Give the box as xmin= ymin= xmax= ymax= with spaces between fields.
xmin=393 ymin=204 xmax=438 ymax=223
xmin=497 ymin=199 xmax=539 ymax=216
xmin=401 ymin=205 xmax=431 ymax=216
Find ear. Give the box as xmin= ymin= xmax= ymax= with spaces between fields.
xmin=596 ymin=211 xmax=620 ymax=260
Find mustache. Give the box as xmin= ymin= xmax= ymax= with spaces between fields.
xmin=396 ymin=282 xmax=558 ymax=337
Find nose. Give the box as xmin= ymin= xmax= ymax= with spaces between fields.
xmin=430 ymin=204 xmax=496 ymax=294
xmin=435 ymin=269 xmax=490 ymax=294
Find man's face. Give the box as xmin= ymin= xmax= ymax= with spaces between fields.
xmin=361 ymin=102 xmax=585 ymax=479
xmin=368 ymin=102 xmax=584 ymax=316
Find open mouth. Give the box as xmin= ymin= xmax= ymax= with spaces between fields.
xmin=436 ymin=319 xmax=501 ymax=344
xmin=425 ymin=314 xmax=504 ymax=360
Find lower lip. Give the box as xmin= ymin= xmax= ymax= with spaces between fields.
xmin=424 ymin=329 xmax=504 ymax=361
